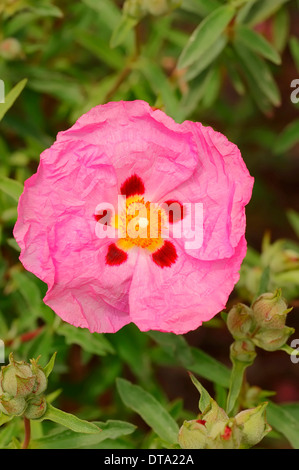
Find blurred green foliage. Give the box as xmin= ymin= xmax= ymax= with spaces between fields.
xmin=0 ymin=0 xmax=299 ymax=449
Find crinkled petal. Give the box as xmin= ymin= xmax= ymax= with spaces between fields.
xmin=129 ymin=238 xmax=247 ymax=334
xmin=56 ymin=100 xmax=198 ymax=200
xmin=160 ymin=122 xmax=254 ymax=261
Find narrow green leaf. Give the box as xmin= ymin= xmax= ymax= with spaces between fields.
xmin=76 ymin=32 xmax=125 ymax=70
xmin=234 ymin=43 xmax=281 ymax=107
xmin=256 ymin=266 xmax=271 ymax=297
xmin=0 ymin=79 xmax=27 ymax=121
xmin=57 ymin=323 xmax=114 ymax=356
xmin=235 ymin=25 xmax=281 ymax=64
xmin=0 ymin=413 xmax=13 ymax=427
xmin=30 ymin=3 xmax=63 ymax=18
xmin=273 ymin=7 xmax=290 ymax=52
xmin=177 ymin=5 xmax=235 ymax=69
xmin=290 ymin=37 xmax=299 ymax=72
xmin=10 ymin=271 xmax=42 ymax=313
xmin=286 ymin=210 xmax=299 ymax=239
xmin=0 ymin=177 xmax=23 ymax=202
xmin=116 ymin=378 xmax=179 ymax=444
xmin=180 ymin=0 xmax=222 ymax=17
xmin=31 ymin=420 xmax=135 ymax=449
xmin=226 ymin=360 xmax=249 ymax=415
xmin=43 ymin=352 xmax=57 ymax=378
xmin=242 ymin=0 xmax=290 ymax=27
xmin=190 ymin=347 xmax=230 ymax=388
xmin=39 ymin=404 xmax=101 ymax=434
xmin=185 ymin=34 xmax=227 ymax=81
xmin=267 ymin=402 xmax=299 ymax=449
xmin=189 ymin=373 xmax=212 ymax=412
xmin=274 ymin=119 xmax=299 ymax=155
xmin=110 ymin=15 xmax=137 ymax=49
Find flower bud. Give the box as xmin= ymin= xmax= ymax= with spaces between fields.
xmin=252 ymin=326 xmax=295 ymax=352
xmin=144 ymin=0 xmax=181 ymax=16
xmin=230 ymin=340 xmax=257 ymax=364
xmin=23 ymin=395 xmax=47 ymax=420
xmin=30 ymin=359 xmax=47 ymax=395
xmin=123 ymin=0 xmax=147 ymax=19
xmin=0 ymin=38 xmax=22 ymax=60
xmin=227 ymin=303 xmax=254 ymax=339
xmin=235 ymin=403 xmax=271 ymax=448
xmin=0 ymin=354 xmax=36 ymax=398
xmin=0 ymin=394 xmax=27 ymax=416
xmin=178 ymin=419 xmax=207 ymax=449
xmin=252 ymin=290 xmax=292 ymax=329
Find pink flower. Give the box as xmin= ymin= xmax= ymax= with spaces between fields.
xmin=13 ymin=100 xmax=253 ymax=334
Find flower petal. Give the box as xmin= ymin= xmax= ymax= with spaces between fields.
xmin=57 ymin=100 xmax=198 ymax=200
xmin=129 ymin=238 xmax=247 ymax=334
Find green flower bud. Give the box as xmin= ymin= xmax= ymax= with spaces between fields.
xmin=0 ymin=354 xmax=36 ymax=398
xmin=0 ymin=394 xmax=27 ymax=416
xmin=252 ymin=326 xmax=295 ymax=352
xmin=0 ymin=38 xmax=22 ymax=60
xmin=123 ymin=0 xmax=147 ymax=19
xmin=227 ymin=303 xmax=254 ymax=339
xmin=144 ymin=0 xmax=181 ymax=16
xmin=30 ymin=359 xmax=47 ymax=396
xmin=23 ymin=396 xmax=47 ymax=420
xmin=230 ymin=339 xmax=257 ymax=364
xmin=178 ymin=419 xmax=207 ymax=449
xmin=252 ymin=290 xmax=292 ymax=329
xmin=235 ymin=403 xmax=271 ymax=448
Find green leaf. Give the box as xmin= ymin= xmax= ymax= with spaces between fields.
xmin=267 ymin=402 xmax=299 ymax=449
xmin=189 ymin=373 xmax=212 ymax=412
xmin=235 ymin=25 xmax=281 ymax=64
xmin=110 ymin=15 xmax=137 ymax=49
xmin=274 ymin=119 xmax=299 ymax=155
xmin=57 ymin=323 xmax=114 ymax=356
xmin=138 ymin=59 xmax=180 ymax=120
xmin=0 ymin=177 xmax=23 ymax=202
xmin=76 ymin=32 xmax=125 ymax=70
xmin=180 ymin=0 xmax=222 ymax=17
xmin=31 ymin=420 xmax=135 ymax=449
xmin=43 ymin=352 xmax=57 ymax=378
xmin=10 ymin=271 xmax=42 ymax=314
xmin=0 ymin=79 xmax=27 ymax=122
xmin=0 ymin=413 xmax=13 ymax=427
xmin=241 ymin=0 xmax=290 ymax=27
xmin=256 ymin=266 xmax=271 ymax=297
xmin=116 ymin=378 xmax=179 ymax=444
xmin=185 ymin=34 xmax=227 ymax=81
xmin=226 ymin=360 xmax=250 ymax=415
xmin=30 ymin=2 xmax=63 ymax=18
xmin=290 ymin=37 xmax=299 ymax=73
xmin=189 ymin=347 xmax=230 ymax=388
xmin=286 ymin=209 xmax=299 ymax=238
xmin=234 ymin=43 xmax=281 ymax=108
xmin=177 ymin=5 xmax=235 ymax=69
xmin=82 ymin=0 xmax=122 ymax=31
xmin=273 ymin=7 xmax=290 ymax=52
xmin=38 ymin=404 xmax=101 ymax=434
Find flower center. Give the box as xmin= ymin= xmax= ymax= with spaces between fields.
xmin=115 ymin=195 xmax=167 ymax=253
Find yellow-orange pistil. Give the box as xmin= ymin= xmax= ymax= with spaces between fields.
xmin=113 ymin=195 xmax=168 ymax=253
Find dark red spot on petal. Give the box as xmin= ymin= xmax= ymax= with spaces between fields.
xmin=196 ymin=419 xmax=206 ymax=426
xmin=164 ymin=200 xmax=185 ymax=224
xmin=152 ymin=240 xmax=177 ymax=268
xmin=94 ymin=209 xmax=112 ymax=226
xmin=120 ymin=174 xmax=145 ymax=198
xmin=221 ymin=426 xmax=232 ymax=441
xmin=106 ymin=243 xmax=128 ymax=266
